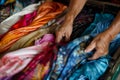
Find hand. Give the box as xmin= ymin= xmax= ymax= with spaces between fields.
xmin=56 ymin=21 xmax=73 ymax=43
xmin=85 ymin=31 xmax=113 ymax=60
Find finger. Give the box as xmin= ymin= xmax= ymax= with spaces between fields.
xmin=55 ymin=31 xmax=64 ymax=43
xmin=85 ymin=41 xmax=96 ymax=53
xmin=65 ymin=32 xmax=70 ymax=42
xmin=88 ymin=50 xmax=103 ymax=60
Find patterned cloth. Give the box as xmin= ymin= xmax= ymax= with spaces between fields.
xmin=11 ymin=34 xmax=58 ymax=80
xmin=0 ymin=2 xmax=40 ymax=35
xmin=0 ymin=2 xmax=66 ymax=53
xmin=47 ymin=13 xmax=120 ymax=80
xmin=0 ymin=34 xmax=56 ymax=79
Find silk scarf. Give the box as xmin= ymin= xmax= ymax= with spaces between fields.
xmin=0 ymin=2 xmax=67 ymax=53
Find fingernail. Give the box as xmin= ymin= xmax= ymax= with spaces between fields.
xmin=85 ymin=49 xmax=89 ymax=53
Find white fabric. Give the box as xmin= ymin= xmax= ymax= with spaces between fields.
xmin=0 ymin=2 xmax=41 ymax=35
xmin=0 ymin=41 xmax=50 ymax=78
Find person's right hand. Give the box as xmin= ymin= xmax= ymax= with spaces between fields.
xmin=56 ymin=21 xmax=73 ymax=43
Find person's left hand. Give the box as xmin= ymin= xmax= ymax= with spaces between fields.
xmin=85 ymin=31 xmax=113 ymax=60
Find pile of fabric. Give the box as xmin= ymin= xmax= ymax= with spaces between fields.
xmin=0 ymin=1 xmax=120 ymax=80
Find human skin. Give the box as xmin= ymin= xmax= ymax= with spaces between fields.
xmin=46 ymin=0 xmax=120 ymax=60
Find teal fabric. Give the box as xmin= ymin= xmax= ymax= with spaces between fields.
xmin=47 ymin=13 xmax=120 ymax=80
xmin=0 ymin=0 xmax=6 ymax=5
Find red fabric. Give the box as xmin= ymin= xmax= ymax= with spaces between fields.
xmin=12 ymin=44 xmax=57 ymax=80
xmin=10 ymin=10 xmax=37 ymax=30
xmin=0 ymin=2 xmax=66 ymax=53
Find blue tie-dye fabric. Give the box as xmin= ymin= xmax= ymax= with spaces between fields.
xmin=81 ymin=13 xmax=114 ymax=36
xmin=0 ymin=0 xmax=6 ymax=5
xmin=46 ymin=13 xmax=120 ymax=80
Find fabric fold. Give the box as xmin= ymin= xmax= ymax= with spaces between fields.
xmin=0 ymin=2 xmax=66 ymax=53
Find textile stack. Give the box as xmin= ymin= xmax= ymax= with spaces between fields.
xmin=0 ymin=0 xmax=120 ymax=80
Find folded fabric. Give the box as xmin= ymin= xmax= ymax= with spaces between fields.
xmin=10 ymin=10 xmax=37 ymax=30
xmin=0 ymin=2 xmax=66 ymax=53
xmin=11 ymin=34 xmax=57 ymax=80
xmin=0 ymin=34 xmax=57 ymax=80
xmin=81 ymin=13 xmax=114 ymax=36
xmin=0 ymin=2 xmax=40 ymax=35
xmin=47 ymin=13 xmax=120 ymax=80
xmin=0 ymin=10 xmax=37 ymax=40
xmin=8 ymin=13 xmax=65 ymax=52
xmin=7 ymin=15 xmax=65 ymax=52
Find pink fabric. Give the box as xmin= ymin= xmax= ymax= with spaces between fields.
xmin=10 ymin=10 xmax=37 ymax=30
xmin=0 ymin=34 xmax=55 ymax=78
xmin=12 ymin=34 xmax=57 ymax=80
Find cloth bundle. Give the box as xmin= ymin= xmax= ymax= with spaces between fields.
xmin=0 ymin=2 xmax=66 ymax=53
xmin=0 ymin=1 xmax=120 ymax=80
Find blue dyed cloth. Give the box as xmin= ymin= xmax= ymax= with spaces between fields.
xmin=46 ymin=13 xmax=120 ymax=80
xmin=81 ymin=13 xmax=114 ymax=36
xmin=0 ymin=0 xmax=6 ymax=5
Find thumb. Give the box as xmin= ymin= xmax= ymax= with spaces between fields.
xmin=56 ymin=32 xmax=64 ymax=43
xmin=85 ymin=41 xmax=96 ymax=53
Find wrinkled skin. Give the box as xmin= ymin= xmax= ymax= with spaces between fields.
xmin=56 ymin=19 xmax=73 ymax=42
xmin=85 ymin=31 xmax=112 ymax=60
xmin=53 ymin=0 xmax=120 ymax=60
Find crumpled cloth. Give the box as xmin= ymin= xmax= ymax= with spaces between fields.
xmin=0 ymin=34 xmax=56 ymax=79
xmin=47 ymin=13 xmax=120 ymax=80
xmin=7 ymin=13 xmax=65 ymax=52
xmin=0 ymin=2 xmax=40 ymax=35
xmin=0 ymin=2 xmax=66 ymax=53
xmin=11 ymin=34 xmax=58 ymax=80
xmin=9 ymin=10 xmax=37 ymax=31
xmin=7 ymin=18 xmax=62 ymax=52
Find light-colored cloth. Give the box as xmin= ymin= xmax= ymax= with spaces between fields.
xmin=8 ymin=19 xmax=56 ymax=52
xmin=0 ymin=2 xmax=40 ymax=35
xmin=0 ymin=34 xmax=55 ymax=79
xmin=0 ymin=2 xmax=66 ymax=53
xmin=8 ymin=16 xmax=64 ymax=52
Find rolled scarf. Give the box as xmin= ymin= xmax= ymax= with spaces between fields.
xmin=0 ymin=2 xmax=67 ymax=53
xmin=0 ymin=10 xmax=37 ymax=39
xmin=10 ymin=10 xmax=37 ymax=30
xmin=11 ymin=34 xmax=58 ymax=80
xmin=0 ymin=2 xmax=40 ymax=35
xmin=8 ymin=15 xmax=65 ymax=52
xmin=7 ymin=18 xmax=62 ymax=52
xmin=0 ymin=34 xmax=56 ymax=80
xmin=47 ymin=13 xmax=120 ymax=80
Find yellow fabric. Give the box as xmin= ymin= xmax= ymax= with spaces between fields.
xmin=5 ymin=0 xmax=15 ymax=5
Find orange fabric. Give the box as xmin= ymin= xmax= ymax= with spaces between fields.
xmin=0 ymin=2 xmax=66 ymax=53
